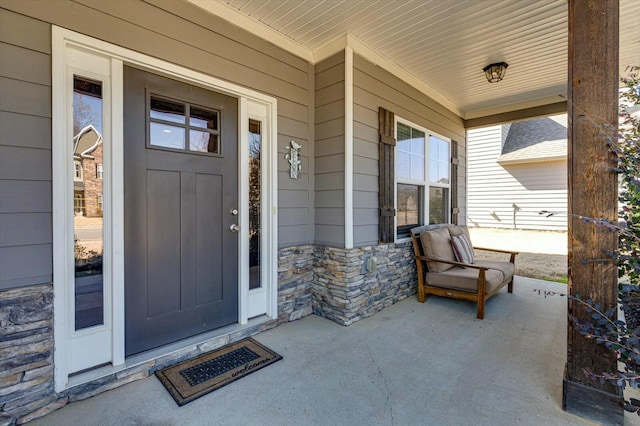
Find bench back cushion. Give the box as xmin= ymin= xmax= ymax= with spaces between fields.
xmin=447 ymin=225 xmax=472 ymax=243
xmin=419 ymin=227 xmax=456 ymax=272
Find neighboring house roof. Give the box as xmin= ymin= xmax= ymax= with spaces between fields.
xmin=498 ymin=114 xmax=567 ymax=165
xmin=73 ymin=124 xmax=103 ymax=159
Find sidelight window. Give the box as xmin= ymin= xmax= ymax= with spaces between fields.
xmin=73 ymin=76 xmax=104 ymax=330
xmin=248 ymin=119 xmax=262 ymax=290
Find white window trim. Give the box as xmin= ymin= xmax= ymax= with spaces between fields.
xmin=394 ymin=116 xmax=452 ymax=243
xmin=52 ymin=26 xmax=278 ymax=392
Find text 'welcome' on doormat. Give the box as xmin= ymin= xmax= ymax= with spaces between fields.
xmin=155 ymin=338 xmax=283 ymax=406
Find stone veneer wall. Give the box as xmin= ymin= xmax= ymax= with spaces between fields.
xmin=0 ymin=284 xmax=61 ymax=425
xmin=0 ymin=245 xmax=315 ymax=425
xmin=312 ymin=241 xmax=417 ymax=325
xmin=277 ymin=245 xmax=314 ymax=322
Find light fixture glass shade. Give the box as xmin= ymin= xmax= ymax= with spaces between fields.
xmin=483 ymin=62 xmax=509 ymax=83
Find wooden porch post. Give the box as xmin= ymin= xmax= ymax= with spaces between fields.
xmin=564 ymin=0 xmax=622 ymax=424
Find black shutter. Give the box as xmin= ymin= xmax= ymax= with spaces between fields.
xmin=378 ymin=107 xmax=396 ymax=243
xmin=451 ymin=140 xmax=459 ymax=225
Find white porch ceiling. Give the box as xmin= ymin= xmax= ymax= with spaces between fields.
xmin=190 ymin=0 xmax=639 ymax=120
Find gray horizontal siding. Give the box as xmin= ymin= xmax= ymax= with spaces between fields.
xmin=0 ymin=180 xmax=51 ymax=213
xmin=0 ymin=146 xmax=51 ymax=181
xmin=314 ymin=171 xmax=344 ymax=191
xmin=0 ymin=8 xmax=50 ymax=53
xmin=314 ymin=52 xmax=345 ymax=246
xmin=352 ymin=53 xmax=466 ymax=247
xmin=1 ymin=0 xmax=317 ymax=258
xmin=467 ymin=125 xmax=567 ymax=230
xmin=0 ymin=213 xmax=52 ymax=246
xmin=0 ymin=112 xmax=51 ymax=150
xmin=0 ymin=244 xmax=52 ymax=288
xmin=0 ymin=10 xmax=52 ymax=289
xmin=278 ymin=207 xmax=308 ymax=226
xmin=0 ymin=42 xmax=51 ymax=85
xmin=0 ymin=77 xmax=51 ymax=118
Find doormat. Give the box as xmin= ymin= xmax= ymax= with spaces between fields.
xmin=155 ymin=338 xmax=282 ymax=406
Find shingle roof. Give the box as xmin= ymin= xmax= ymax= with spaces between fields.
xmin=498 ymin=114 xmax=567 ymax=165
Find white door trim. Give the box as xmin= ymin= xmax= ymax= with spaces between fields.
xmin=52 ymin=27 xmax=278 ymax=392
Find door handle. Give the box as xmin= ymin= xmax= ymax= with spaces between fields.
xmin=230 ymin=224 xmax=240 ymax=233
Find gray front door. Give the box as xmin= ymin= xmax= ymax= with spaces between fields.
xmin=124 ymin=67 xmax=238 ymax=356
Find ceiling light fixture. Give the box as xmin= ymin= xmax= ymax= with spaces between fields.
xmin=483 ymin=62 xmax=509 ymax=83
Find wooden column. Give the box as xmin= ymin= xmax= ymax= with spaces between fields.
xmin=563 ymin=0 xmax=622 ymax=424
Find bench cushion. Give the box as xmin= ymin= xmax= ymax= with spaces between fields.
xmin=420 ymin=227 xmax=456 ymax=272
xmin=425 ymin=260 xmax=514 ymax=294
xmin=474 ymin=260 xmax=515 ymax=281
xmin=451 ymin=234 xmax=474 ymax=263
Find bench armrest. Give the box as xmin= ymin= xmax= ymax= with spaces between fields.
xmin=474 ymin=247 xmax=519 ymax=256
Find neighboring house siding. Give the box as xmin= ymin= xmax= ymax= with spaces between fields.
xmin=352 ymin=54 xmax=467 ymax=246
xmin=314 ymin=52 xmax=345 ymax=247
xmin=467 ymin=125 xmax=567 ymax=230
xmin=0 ymin=0 xmax=314 ymax=259
xmin=0 ymin=10 xmax=53 ymax=289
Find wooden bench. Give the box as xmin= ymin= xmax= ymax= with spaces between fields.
xmin=410 ymin=224 xmax=518 ymax=319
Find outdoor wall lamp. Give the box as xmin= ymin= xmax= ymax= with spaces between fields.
xmin=483 ymin=62 xmax=509 ymax=83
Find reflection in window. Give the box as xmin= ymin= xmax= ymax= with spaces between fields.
xmin=429 ymin=187 xmax=449 ymax=225
xmin=74 ymin=192 xmax=84 ymax=215
xmin=396 ymin=122 xmax=425 ymax=181
xmin=249 ymin=120 xmax=261 ymax=290
xmin=189 ymin=130 xmax=218 ymax=153
xmin=190 ymin=107 xmax=218 ymax=130
xmin=148 ymin=95 xmax=220 ymax=154
xmin=74 ymin=161 xmax=83 ymax=181
xmin=150 ymin=97 xmax=185 ymax=124
xmin=73 ymin=76 xmax=104 ymax=330
xmin=397 ymin=183 xmax=422 ymax=238
xmin=428 ymin=136 xmax=450 ymax=224
xmin=429 ymin=136 xmax=450 ymax=185
xmin=150 ymin=122 xmax=185 ymax=149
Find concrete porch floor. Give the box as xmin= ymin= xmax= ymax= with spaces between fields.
xmin=33 ymin=277 xmax=597 ymax=426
